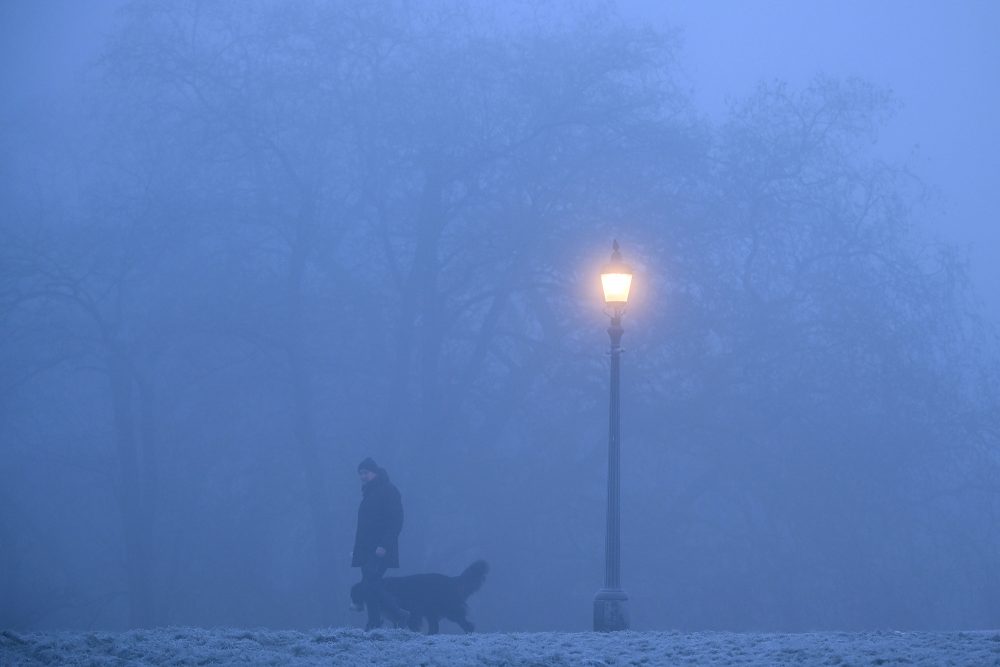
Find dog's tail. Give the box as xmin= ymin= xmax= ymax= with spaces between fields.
xmin=456 ymin=560 xmax=489 ymax=599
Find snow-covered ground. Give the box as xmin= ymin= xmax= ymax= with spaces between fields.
xmin=2 ymin=627 xmax=999 ymax=666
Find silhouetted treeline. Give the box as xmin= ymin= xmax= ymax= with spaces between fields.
xmin=2 ymin=0 xmax=998 ymax=632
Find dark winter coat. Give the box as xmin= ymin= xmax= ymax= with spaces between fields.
xmin=351 ymin=470 xmax=403 ymax=568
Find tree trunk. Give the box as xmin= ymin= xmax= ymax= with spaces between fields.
xmin=107 ymin=343 xmax=157 ymax=627
xmin=285 ymin=204 xmax=338 ymax=622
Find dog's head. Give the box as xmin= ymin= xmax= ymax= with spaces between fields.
xmin=349 ymin=582 xmax=365 ymax=612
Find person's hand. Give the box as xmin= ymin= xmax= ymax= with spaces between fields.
xmin=375 ymin=547 xmax=386 ymax=557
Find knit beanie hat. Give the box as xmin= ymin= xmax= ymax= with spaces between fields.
xmin=357 ymin=457 xmax=379 ymax=473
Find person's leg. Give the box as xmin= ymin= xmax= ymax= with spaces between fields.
xmin=361 ymin=561 xmax=410 ymax=629
xmin=361 ymin=561 xmax=387 ymax=630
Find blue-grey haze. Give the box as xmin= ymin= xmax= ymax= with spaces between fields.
xmin=1 ymin=0 xmax=998 ymax=633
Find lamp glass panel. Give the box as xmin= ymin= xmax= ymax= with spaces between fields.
xmin=601 ymin=272 xmax=632 ymax=304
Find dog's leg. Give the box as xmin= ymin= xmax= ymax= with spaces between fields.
xmin=407 ymin=614 xmax=423 ymax=633
xmin=450 ymin=611 xmax=475 ymax=633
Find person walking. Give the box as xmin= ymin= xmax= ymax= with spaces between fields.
xmin=352 ymin=457 xmax=408 ymax=630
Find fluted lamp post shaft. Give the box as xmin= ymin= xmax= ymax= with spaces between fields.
xmin=594 ymin=240 xmax=632 ymax=632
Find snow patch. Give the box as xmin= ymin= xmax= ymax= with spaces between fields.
xmin=2 ymin=627 xmax=999 ymax=666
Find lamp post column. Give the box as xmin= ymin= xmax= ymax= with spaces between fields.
xmin=594 ymin=309 xmax=629 ymax=631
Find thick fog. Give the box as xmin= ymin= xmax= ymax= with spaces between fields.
xmin=2 ymin=0 xmax=999 ymax=634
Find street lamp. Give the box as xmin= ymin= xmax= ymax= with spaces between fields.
xmin=594 ymin=239 xmax=632 ymax=632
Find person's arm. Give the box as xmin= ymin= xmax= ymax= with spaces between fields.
xmin=377 ymin=488 xmax=403 ymax=553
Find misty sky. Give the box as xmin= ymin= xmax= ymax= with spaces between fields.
xmin=3 ymin=0 xmax=997 ymax=318
xmin=628 ymin=0 xmax=1000 ymax=320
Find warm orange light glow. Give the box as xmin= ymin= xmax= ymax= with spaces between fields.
xmin=601 ymin=272 xmax=632 ymax=304
xmin=601 ymin=240 xmax=633 ymax=305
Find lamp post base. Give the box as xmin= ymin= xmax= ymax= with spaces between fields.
xmin=593 ymin=589 xmax=629 ymax=631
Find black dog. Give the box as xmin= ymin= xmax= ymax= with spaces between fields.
xmin=350 ymin=560 xmax=489 ymax=634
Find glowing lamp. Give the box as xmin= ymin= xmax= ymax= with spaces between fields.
xmin=600 ymin=240 xmax=632 ymax=306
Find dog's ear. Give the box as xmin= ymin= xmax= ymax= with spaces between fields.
xmin=349 ymin=583 xmax=365 ymax=610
